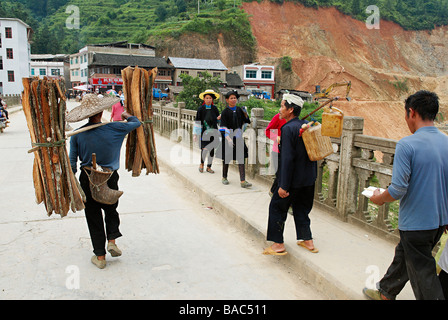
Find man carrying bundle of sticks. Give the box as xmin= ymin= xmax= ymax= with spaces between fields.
xmin=67 ymin=94 xmax=141 ymax=269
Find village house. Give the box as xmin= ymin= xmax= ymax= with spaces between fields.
xmin=30 ymin=54 xmax=70 ymax=85
xmin=230 ymin=63 xmax=275 ymax=99
xmin=0 ymin=18 xmax=33 ymax=95
xmin=69 ymin=41 xmax=157 ymax=92
xmin=88 ymin=53 xmax=173 ymax=92
xmin=167 ymin=57 xmax=228 ymax=86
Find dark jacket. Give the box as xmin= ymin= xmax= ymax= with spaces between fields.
xmin=195 ymin=103 xmax=220 ymax=149
xmin=217 ymin=106 xmax=251 ymax=163
xmin=278 ymin=117 xmax=317 ymax=190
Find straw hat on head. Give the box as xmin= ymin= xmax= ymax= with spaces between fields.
xmin=199 ymin=89 xmax=220 ymax=101
xmin=66 ymin=94 xmax=120 ymax=123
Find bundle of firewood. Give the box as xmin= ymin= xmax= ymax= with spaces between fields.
xmin=121 ymin=66 xmax=159 ymax=176
xmin=22 ymin=77 xmax=86 ymax=217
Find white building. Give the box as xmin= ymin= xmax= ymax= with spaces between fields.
xmin=69 ymin=52 xmax=81 ymax=87
xmin=230 ymin=63 xmax=275 ymax=98
xmin=0 ymin=18 xmax=33 ymax=95
xmin=30 ymin=54 xmax=69 ymax=83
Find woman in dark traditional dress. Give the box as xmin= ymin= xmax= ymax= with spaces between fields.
xmin=193 ymin=89 xmax=220 ymax=173
xmin=218 ymin=90 xmax=252 ymax=188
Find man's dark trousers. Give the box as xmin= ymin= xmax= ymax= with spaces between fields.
xmin=267 ymin=184 xmax=315 ymax=243
xmin=379 ymin=226 xmax=446 ymax=300
xmin=80 ymin=169 xmax=122 ymax=257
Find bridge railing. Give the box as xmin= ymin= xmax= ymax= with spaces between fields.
xmin=153 ymin=102 xmax=400 ymax=243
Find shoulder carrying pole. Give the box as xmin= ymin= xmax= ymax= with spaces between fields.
xmin=301 ymin=97 xmax=339 ymax=120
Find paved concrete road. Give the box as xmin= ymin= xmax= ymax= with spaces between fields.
xmin=0 ymin=106 xmax=325 ymax=300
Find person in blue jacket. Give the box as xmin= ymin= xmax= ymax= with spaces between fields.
xmin=68 ymin=94 xmax=141 ymax=269
xmin=264 ymin=93 xmax=318 ymax=256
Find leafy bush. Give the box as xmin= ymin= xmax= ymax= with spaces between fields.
xmin=176 ymin=72 xmax=222 ymax=110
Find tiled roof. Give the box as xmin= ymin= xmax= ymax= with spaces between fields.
xmin=168 ymin=57 xmax=227 ymax=71
xmin=91 ymin=53 xmax=173 ymax=69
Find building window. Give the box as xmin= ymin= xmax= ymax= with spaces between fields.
xmin=0 ymin=32 xmax=2 ymax=48
xmin=51 ymin=69 xmax=60 ymax=76
xmin=246 ymin=70 xmax=257 ymax=79
xmin=8 ymin=71 xmax=14 ymax=82
xmin=261 ymin=71 xmax=272 ymax=79
xmin=0 ymin=57 xmax=2 ymax=70
xmin=6 ymin=48 xmax=13 ymax=59
xmin=213 ymin=72 xmax=221 ymax=78
xmin=39 ymin=68 xmax=46 ymax=76
xmin=180 ymin=70 xmax=189 ymax=75
xmin=31 ymin=68 xmax=35 ymax=75
xmin=5 ymin=27 xmax=12 ymax=39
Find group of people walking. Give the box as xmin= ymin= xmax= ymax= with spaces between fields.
xmin=193 ymin=89 xmax=252 ymax=188
xmin=194 ymin=89 xmax=318 ymax=253
xmin=67 ymin=87 xmax=447 ymax=300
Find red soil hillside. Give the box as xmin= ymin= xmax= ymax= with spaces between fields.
xmin=242 ymin=1 xmax=448 ymax=140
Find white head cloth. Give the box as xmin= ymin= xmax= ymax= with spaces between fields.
xmin=283 ymin=93 xmax=304 ymax=107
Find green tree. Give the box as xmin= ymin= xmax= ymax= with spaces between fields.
xmin=155 ymin=5 xmax=168 ymax=21
xmin=176 ymin=72 xmax=222 ymax=110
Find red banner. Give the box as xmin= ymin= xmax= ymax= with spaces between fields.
xmin=89 ymin=77 xmax=123 ymax=85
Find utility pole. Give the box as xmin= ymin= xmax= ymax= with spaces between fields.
xmin=198 ymin=0 xmax=200 ymax=14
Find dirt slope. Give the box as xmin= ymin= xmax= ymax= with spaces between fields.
xmin=242 ymin=1 xmax=448 ymax=140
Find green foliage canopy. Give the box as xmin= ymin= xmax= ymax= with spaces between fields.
xmin=176 ymin=71 xmax=222 ymax=110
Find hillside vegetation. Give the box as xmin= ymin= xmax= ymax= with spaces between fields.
xmin=0 ymin=0 xmax=254 ymax=55
xmin=1 ymin=0 xmax=448 ymax=55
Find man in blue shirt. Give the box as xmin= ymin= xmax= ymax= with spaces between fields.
xmin=68 ymin=94 xmax=141 ymax=269
xmin=364 ymin=90 xmax=448 ymax=300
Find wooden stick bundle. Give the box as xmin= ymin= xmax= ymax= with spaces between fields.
xmin=22 ymin=77 xmax=86 ymax=217
xmin=121 ymin=66 xmax=159 ymax=176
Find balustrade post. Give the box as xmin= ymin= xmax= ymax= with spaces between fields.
xmin=177 ymin=101 xmax=186 ymax=145
xmin=247 ymin=108 xmax=264 ymax=178
xmin=177 ymin=102 xmax=184 ymax=131
xmin=160 ymin=102 xmax=165 ymax=135
xmin=336 ymin=116 xmax=364 ymax=221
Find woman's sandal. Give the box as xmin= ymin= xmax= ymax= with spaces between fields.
xmin=206 ymin=167 xmax=214 ymax=173
xmin=199 ymin=165 xmax=204 ymax=173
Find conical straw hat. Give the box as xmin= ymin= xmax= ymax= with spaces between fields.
xmin=199 ymin=89 xmax=220 ymax=100
xmin=66 ymin=94 xmax=120 ymax=122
